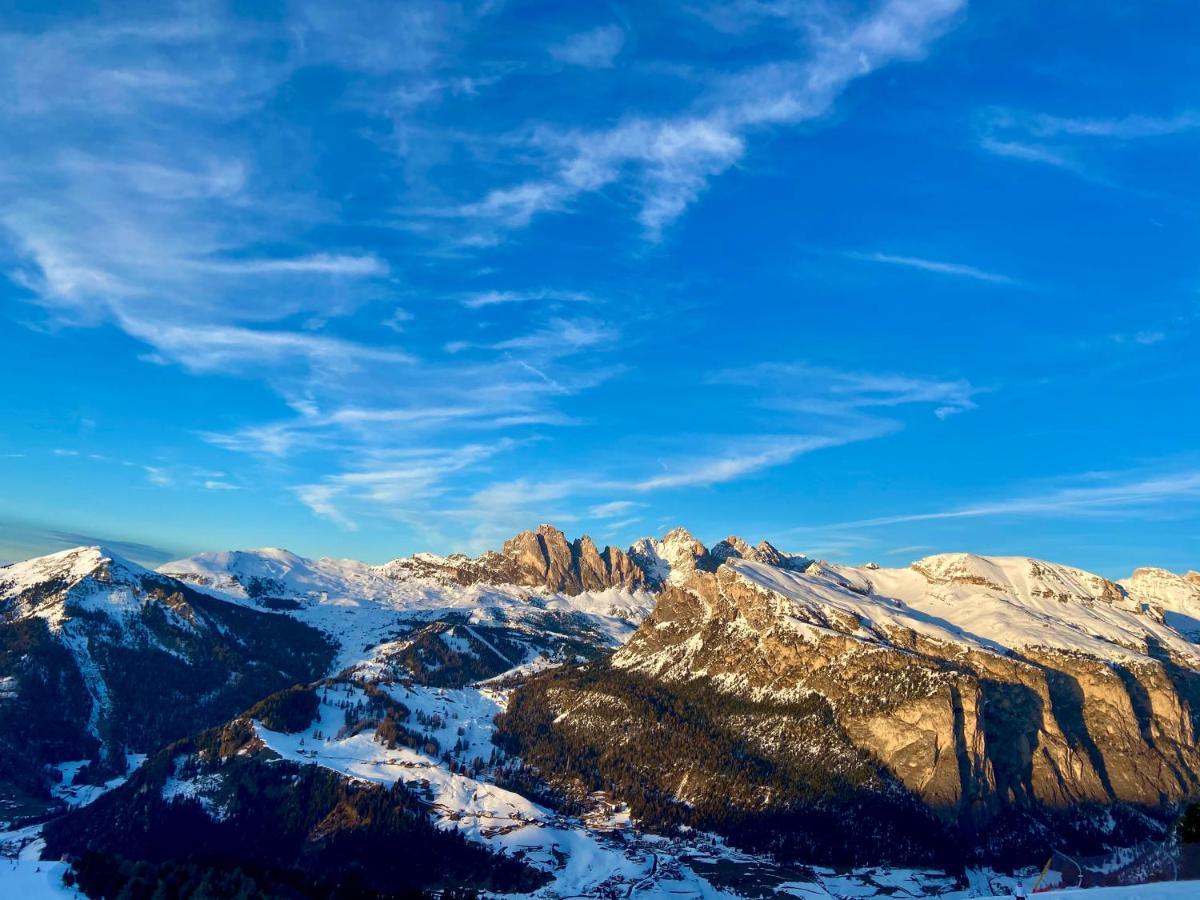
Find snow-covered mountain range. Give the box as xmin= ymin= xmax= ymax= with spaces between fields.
xmin=2 ymin=525 xmax=1200 ymax=898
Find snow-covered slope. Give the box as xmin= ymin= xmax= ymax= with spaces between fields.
xmin=0 ymin=546 xmax=332 ymax=825
xmin=160 ymin=546 xmax=395 ymax=606
xmin=1122 ymin=567 xmax=1200 ymax=637
xmin=726 ymin=552 xmax=1200 ymax=665
xmin=160 ymin=544 xmax=655 ymax=674
xmin=0 ymin=546 xmax=168 ymax=627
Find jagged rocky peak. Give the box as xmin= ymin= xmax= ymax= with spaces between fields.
xmin=628 ymin=526 xmax=713 ymax=587
xmin=752 ymin=539 xmax=786 ymax=565
xmin=355 ymin=526 xmax=648 ymax=595
xmin=709 ymin=535 xmax=755 ymax=564
xmin=500 ymin=524 xmax=644 ymax=594
xmin=710 ymin=535 xmax=813 ymax=572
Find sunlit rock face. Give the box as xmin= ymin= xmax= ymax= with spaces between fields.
xmin=609 ymin=543 xmax=1200 ymax=822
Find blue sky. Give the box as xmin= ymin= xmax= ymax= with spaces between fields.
xmin=1 ymin=0 xmax=1198 ymax=576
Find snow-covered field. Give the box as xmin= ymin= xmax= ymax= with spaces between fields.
xmin=0 ymin=861 xmax=83 ymax=899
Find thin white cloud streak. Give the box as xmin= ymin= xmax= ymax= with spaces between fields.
xmin=467 ymin=478 xmax=581 ymax=511
xmin=1028 ymin=111 xmax=1199 ymax=140
xmin=549 ymin=25 xmax=625 ymax=68
xmin=324 ymin=405 xmax=483 ymax=426
xmin=1111 ymin=330 xmax=1166 ymax=347
xmin=294 ymin=442 xmax=515 ymax=530
xmin=204 ymin=401 xmax=577 ymax=458
xmin=827 ymin=470 xmax=1200 ymax=529
xmin=382 ymin=308 xmax=414 ymax=331
xmin=124 ymin=318 xmax=414 ymax=375
xmin=588 ymin=500 xmax=641 ymax=518
xmin=143 ymin=465 xmax=173 ymax=487
xmin=294 ymin=484 xmax=358 ymax=530
xmin=195 ymin=253 xmax=389 ymax=276
xmin=55 ymin=154 xmax=249 ymax=201
xmin=975 ymin=108 xmax=1198 ymax=183
xmin=200 ymin=353 xmax=605 ymax=458
xmin=453 ymin=0 xmax=965 ymax=238
xmin=461 ymin=288 xmax=592 ymax=308
xmin=625 ymin=430 xmax=890 ymax=491
xmin=602 ymin=516 xmax=643 ymax=533
xmin=711 ymin=363 xmax=980 ymax=420
xmin=308 ymin=420 xmax=897 ymax=540
xmin=978 ymin=137 xmax=1077 ymax=171
xmin=849 ymin=251 xmax=1016 ymax=285
xmin=491 ymin=318 xmax=616 ymax=353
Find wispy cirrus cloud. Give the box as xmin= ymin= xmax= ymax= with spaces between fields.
xmin=0 ymin=2 xmax=452 ymax=380
xmin=976 ymin=107 xmax=1199 ymax=181
xmin=460 ymin=288 xmax=592 ymax=308
xmin=143 ymin=465 xmax=173 ymax=487
xmin=201 ymin=368 xmax=594 ymax=458
xmin=294 ymin=441 xmax=518 ymax=531
xmin=978 ymin=137 xmax=1079 ymax=172
xmin=624 ymin=431 xmax=886 ymax=491
xmin=194 ymin=253 xmax=389 ymax=276
xmin=549 ymin=25 xmax=625 ymax=69
xmin=491 ymin=317 xmax=616 ymax=353
xmin=1024 ymin=111 xmax=1199 ymax=140
xmin=826 ymin=468 xmax=1200 ymax=530
xmin=287 ymin=352 xmax=979 ymax=540
xmin=0 ymin=2 xmax=621 ymax=528
xmin=127 ymin=320 xmax=413 ymax=377
xmin=448 ymin=0 xmax=965 ymax=240
xmin=588 ymin=499 xmax=642 ymax=519
xmin=712 ymin=363 xmax=981 ymax=420
xmin=847 ymin=251 xmax=1017 ymax=285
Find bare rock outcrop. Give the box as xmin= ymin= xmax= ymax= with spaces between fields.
xmin=499 ymin=525 xmax=645 ymax=593
xmin=383 ymin=525 xmax=645 ymax=595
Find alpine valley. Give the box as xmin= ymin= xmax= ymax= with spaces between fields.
xmin=3 ymin=524 xmax=1200 ymax=898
